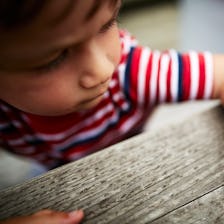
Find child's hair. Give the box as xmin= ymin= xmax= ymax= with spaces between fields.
xmin=0 ymin=0 xmax=45 ymax=29
xmin=0 ymin=0 xmax=119 ymax=29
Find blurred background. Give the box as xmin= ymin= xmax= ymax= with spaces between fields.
xmin=0 ymin=0 xmax=222 ymax=190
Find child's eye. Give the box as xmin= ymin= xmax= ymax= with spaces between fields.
xmin=35 ymin=49 xmax=69 ymax=72
xmin=99 ymin=17 xmax=118 ymax=33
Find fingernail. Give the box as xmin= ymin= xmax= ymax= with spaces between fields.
xmin=69 ymin=210 xmax=83 ymax=218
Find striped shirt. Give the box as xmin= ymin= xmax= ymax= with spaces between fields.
xmin=0 ymin=30 xmax=214 ymax=169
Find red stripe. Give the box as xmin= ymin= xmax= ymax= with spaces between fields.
xmin=25 ymin=111 xmax=82 ymax=134
xmin=130 ymin=47 xmax=142 ymax=103
xmin=145 ymin=52 xmax=153 ymax=108
xmin=197 ymin=54 xmax=205 ymax=99
xmin=182 ymin=54 xmax=191 ymax=100
xmin=166 ymin=58 xmax=172 ymax=102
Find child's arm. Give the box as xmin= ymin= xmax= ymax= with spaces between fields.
xmin=212 ymin=54 xmax=224 ymax=100
xmin=0 ymin=209 xmax=84 ymax=224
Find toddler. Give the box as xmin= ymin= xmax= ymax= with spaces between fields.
xmin=0 ymin=0 xmax=224 ymax=223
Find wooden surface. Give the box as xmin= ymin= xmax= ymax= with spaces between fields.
xmin=1 ymin=105 xmax=224 ymax=223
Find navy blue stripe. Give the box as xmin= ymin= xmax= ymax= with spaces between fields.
xmin=26 ymin=138 xmax=44 ymax=146
xmin=0 ymin=123 xmax=16 ymax=134
xmin=124 ymin=46 xmax=135 ymax=101
xmin=177 ymin=53 xmax=183 ymax=101
xmin=60 ymin=106 xmax=130 ymax=152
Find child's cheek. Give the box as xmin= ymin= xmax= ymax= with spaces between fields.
xmin=106 ymin=26 xmax=122 ymax=67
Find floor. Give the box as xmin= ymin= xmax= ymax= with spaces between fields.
xmin=0 ymin=1 xmax=218 ymax=190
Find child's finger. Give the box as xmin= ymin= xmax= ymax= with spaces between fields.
xmin=66 ymin=210 xmax=84 ymax=224
xmin=32 ymin=209 xmax=84 ymax=224
xmin=33 ymin=209 xmax=55 ymax=216
xmin=0 ymin=210 xmax=84 ymax=224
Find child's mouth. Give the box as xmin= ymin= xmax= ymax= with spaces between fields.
xmin=82 ymin=78 xmax=110 ymax=105
xmin=84 ymin=92 xmax=105 ymax=103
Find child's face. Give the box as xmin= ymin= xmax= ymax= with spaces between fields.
xmin=0 ymin=0 xmax=121 ymax=116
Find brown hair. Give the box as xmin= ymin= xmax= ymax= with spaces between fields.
xmin=86 ymin=0 xmax=119 ymax=21
xmin=0 ymin=0 xmax=45 ymax=28
xmin=0 ymin=0 xmax=120 ymax=29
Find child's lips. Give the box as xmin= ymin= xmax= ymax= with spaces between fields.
xmin=85 ymin=91 xmax=106 ymax=103
xmin=80 ymin=95 xmax=101 ymax=106
xmin=82 ymin=78 xmax=111 ymax=104
xmin=83 ymin=86 xmax=109 ymax=104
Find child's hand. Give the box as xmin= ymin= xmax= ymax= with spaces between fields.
xmin=213 ymin=55 xmax=224 ymax=102
xmin=0 ymin=209 xmax=84 ymax=224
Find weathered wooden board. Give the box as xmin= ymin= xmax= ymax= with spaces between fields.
xmin=1 ymin=105 xmax=224 ymax=223
xmin=152 ymin=186 xmax=224 ymax=224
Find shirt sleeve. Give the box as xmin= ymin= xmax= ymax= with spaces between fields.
xmin=118 ymin=31 xmax=214 ymax=109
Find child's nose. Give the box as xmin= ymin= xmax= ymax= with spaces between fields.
xmin=79 ymin=42 xmax=113 ymax=89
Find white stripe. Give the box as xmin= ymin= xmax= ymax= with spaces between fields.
xmin=138 ymin=48 xmax=151 ymax=106
xmin=109 ymin=79 xmax=117 ymax=88
xmin=189 ymin=51 xmax=199 ymax=100
xmin=53 ymin=95 xmax=130 ymax=151
xmin=122 ymin=34 xmax=138 ymax=54
xmin=7 ymin=134 xmax=39 ymax=146
xmin=113 ymin=92 xmax=124 ymax=102
xmin=170 ymin=50 xmax=179 ymax=102
xmin=120 ymin=110 xmax=142 ymax=134
xmin=150 ymin=50 xmax=160 ymax=105
xmin=22 ymin=81 xmax=129 ymax=145
xmin=13 ymin=121 xmax=22 ymax=128
xmin=118 ymin=63 xmax=126 ymax=88
xmin=204 ymin=52 xmax=213 ymax=99
xmin=121 ymin=102 xmax=129 ymax=111
xmin=0 ymin=104 xmax=10 ymax=112
xmin=54 ymin=110 xmax=120 ymax=151
xmin=24 ymin=102 xmax=115 ymax=141
xmin=0 ymin=121 xmax=22 ymax=129
xmin=159 ymin=54 xmax=169 ymax=103
xmin=8 ymin=138 xmax=24 ymax=146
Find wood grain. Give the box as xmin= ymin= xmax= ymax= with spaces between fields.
xmin=1 ymin=105 xmax=224 ymax=223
